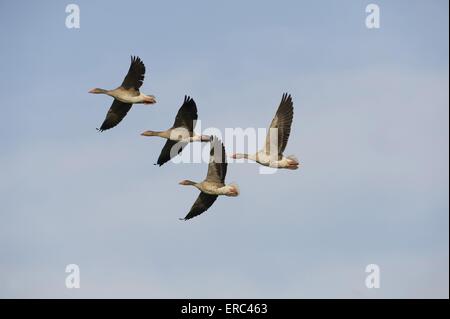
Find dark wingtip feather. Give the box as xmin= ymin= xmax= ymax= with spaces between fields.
xmin=98 ymin=123 xmax=111 ymax=132
xmin=156 ymin=159 xmax=165 ymax=166
xmin=183 ymin=95 xmax=194 ymax=105
xmin=282 ymin=92 xmax=293 ymax=103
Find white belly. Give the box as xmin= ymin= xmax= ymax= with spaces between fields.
xmin=112 ymin=91 xmax=145 ymax=104
xmin=256 ymin=151 xmax=272 ymax=166
xmin=169 ymin=128 xmax=191 ymax=141
xmin=256 ymin=151 xmax=294 ymax=169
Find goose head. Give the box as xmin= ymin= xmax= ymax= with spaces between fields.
xmin=179 ymin=180 xmax=197 ymax=186
xmin=286 ymin=156 xmax=300 ymax=170
xmin=224 ymin=183 xmax=240 ymax=197
xmin=89 ymin=88 xmax=108 ymax=94
xmin=192 ymin=135 xmax=212 ymax=142
xmin=230 ymin=153 xmax=247 ymax=159
xmin=140 ymin=130 xmax=157 ymax=137
xmin=143 ymin=95 xmax=157 ymax=104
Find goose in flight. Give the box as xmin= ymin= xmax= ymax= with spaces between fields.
xmin=231 ymin=93 xmax=299 ymax=169
xmin=141 ymin=96 xmax=211 ymax=166
xmin=89 ymin=56 xmax=156 ymax=132
xmin=179 ymin=136 xmax=239 ymax=220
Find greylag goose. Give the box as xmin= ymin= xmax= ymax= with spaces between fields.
xmin=231 ymin=93 xmax=299 ymax=169
xmin=141 ymin=96 xmax=211 ymax=166
xmin=89 ymin=56 xmax=156 ymax=131
xmin=179 ymin=136 xmax=239 ymax=220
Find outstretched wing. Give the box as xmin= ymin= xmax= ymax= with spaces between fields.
xmin=98 ymin=99 xmax=132 ymax=132
xmin=121 ymin=56 xmax=146 ymax=90
xmin=181 ymin=192 xmax=218 ymax=220
xmin=172 ymin=96 xmax=198 ymax=133
xmin=156 ymin=140 xmax=188 ymax=166
xmin=205 ymin=136 xmax=227 ymax=184
xmin=264 ymin=93 xmax=294 ymax=157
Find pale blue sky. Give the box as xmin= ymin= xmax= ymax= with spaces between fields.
xmin=0 ymin=0 xmax=448 ymax=298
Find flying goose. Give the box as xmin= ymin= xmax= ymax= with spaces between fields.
xmin=231 ymin=93 xmax=299 ymax=169
xmin=141 ymin=96 xmax=211 ymax=166
xmin=89 ymin=56 xmax=156 ymax=132
xmin=179 ymin=136 xmax=239 ymax=220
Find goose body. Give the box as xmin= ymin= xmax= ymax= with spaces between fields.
xmin=106 ymin=87 xmax=155 ymax=105
xmin=179 ymin=136 xmax=239 ymax=220
xmin=253 ymin=150 xmax=298 ymax=169
xmin=141 ymin=96 xmax=210 ymax=166
xmin=89 ymin=56 xmax=156 ymax=132
xmin=192 ymin=181 xmax=237 ymax=196
xmin=232 ymin=93 xmax=299 ymax=170
xmin=142 ymin=127 xmax=203 ymax=142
